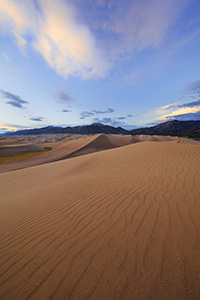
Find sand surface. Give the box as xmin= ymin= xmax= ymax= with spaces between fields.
xmin=0 ymin=139 xmax=200 ymax=300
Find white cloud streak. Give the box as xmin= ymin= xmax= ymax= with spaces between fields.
xmin=0 ymin=0 xmax=109 ymax=78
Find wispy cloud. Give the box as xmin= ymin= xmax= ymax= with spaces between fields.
xmin=62 ymin=109 xmax=71 ymax=112
xmin=0 ymin=89 xmax=28 ymax=108
xmin=0 ymin=0 xmax=109 ymax=79
xmin=80 ymin=108 xmax=114 ymax=119
xmin=4 ymin=123 xmax=29 ymax=129
xmin=0 ymin=122 xmax=29 ymax=134
xmin=185 ymin=80 xmax=200 ymax=97
xmin=55 ymin=90 xmax=74 ymax=102
xmin=2 ymin=53 xmax=10 ymax=61
xmin=92 ymin=108 xmax=114 ymax=114
xmin=30 ymin=117 xmax=44 ymax=121
xmin=80 ymin=108 xmax=131 ymax=125
xmin=178 ymin=99 xmax=200 ymax=108
xmin=77 ymin=0 xmax=198 ymax=86
xmin=74 ymin=0 xmax=191 ymax=56
xmin=80 ymin=111 xmax=94 ymax=119
xmin=118 ymin=116 xmax=126 ymax=120
xmin=93 ymin=117 xmax=124 ymax=127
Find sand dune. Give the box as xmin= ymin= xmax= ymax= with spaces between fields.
xmin=0 ymin=138 xmax=44 ymax=155
xmin=0 ymin=134 xmax=182 ymax=173
xmin=0 ymin=134 xmax=135 ymax=172
xmin=66 ymin=134 xmax=135 ymax=158
xmin=0 ymin=141 xmax=200 ymax=300
xmin=0 ymin=135 xmax=99 ymax=173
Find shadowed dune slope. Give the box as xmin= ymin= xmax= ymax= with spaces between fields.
xmin=0 ymin=138 xmax=44 ymax=155
xmin=66 ymin=134 xmax=135 ymax=158
xmin=0 ymin=141 xmax=200 ymax=300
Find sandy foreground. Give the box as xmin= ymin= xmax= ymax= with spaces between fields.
xmin=0 ymin=136 xmax=200 ymax=299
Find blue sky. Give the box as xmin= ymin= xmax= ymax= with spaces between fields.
xmin=0 ymin=0 xmax=200 ymax=133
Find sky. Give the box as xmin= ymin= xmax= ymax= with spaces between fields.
xmin=0 ymin=0 xmax=200 ymax=133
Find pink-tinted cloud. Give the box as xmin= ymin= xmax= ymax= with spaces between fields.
xmin=0 ymin=0 xmax=109 ymax=78
xmin=144 ymin=79 xmax=200 ymax=123
xmin=157 ymin=106 xmax=200 ymax=121
xmin=0 ymin=122 xmax=29 ymax=133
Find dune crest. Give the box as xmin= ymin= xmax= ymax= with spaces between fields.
xmin=66 ymin=134 xmax=134 ymax=158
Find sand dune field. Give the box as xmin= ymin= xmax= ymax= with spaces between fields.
xmin=0 ymin=133 xmax=189 ymax=173
xmin=0 ymin=136 xmax=200 ymax=300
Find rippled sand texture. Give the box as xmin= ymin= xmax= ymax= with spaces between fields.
xmin=0 ymin=141 xmax=200 ymax=300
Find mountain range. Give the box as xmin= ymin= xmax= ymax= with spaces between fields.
xmin=5 ymin=120 xmax=200 ymax=138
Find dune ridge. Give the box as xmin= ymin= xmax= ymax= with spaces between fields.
xmin=65 ymin=134 xmax=135 ymax=158
xmin=0 ymin=141 xmax=200 ymax=299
